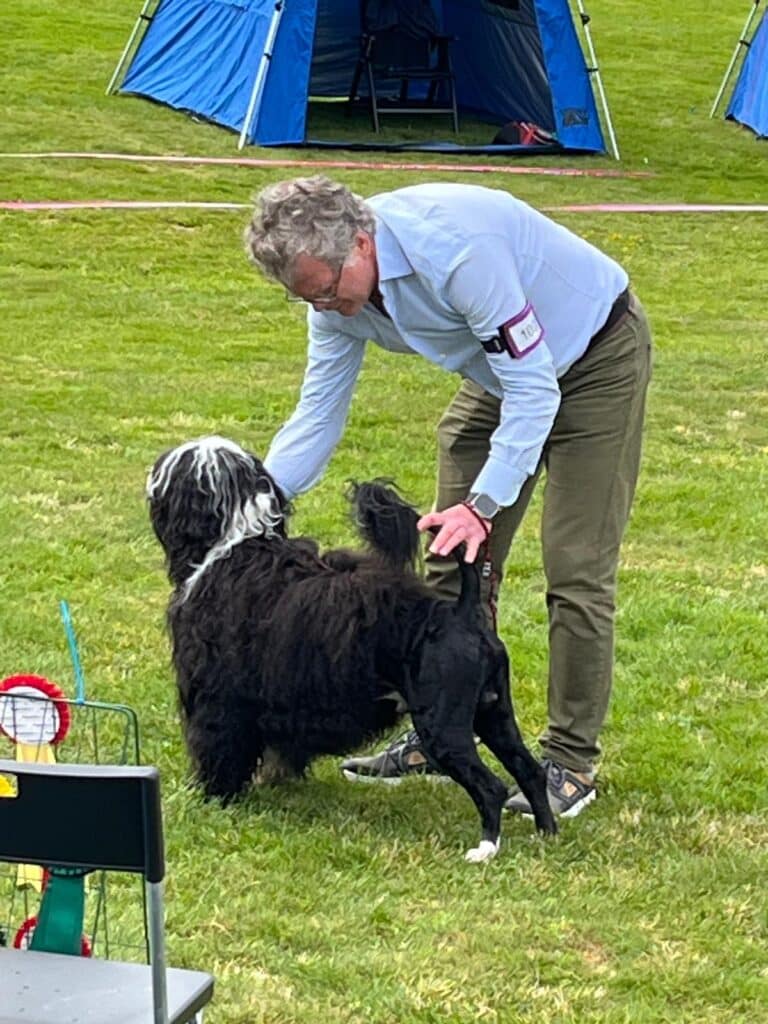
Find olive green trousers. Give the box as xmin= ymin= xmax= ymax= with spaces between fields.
xmin=424 ymin=294 xmax=653 ymax=774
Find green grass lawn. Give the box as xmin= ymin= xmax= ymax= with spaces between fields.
xmin=1 ymin=1 xmax=767 ymax=1021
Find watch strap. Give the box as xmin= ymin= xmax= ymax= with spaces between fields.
xmin=461 ymin=501 xmax=492 ymax=541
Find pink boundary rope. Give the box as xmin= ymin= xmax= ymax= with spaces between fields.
xmin=2 ymin=200 xmax=766 ymax=213
xmin=0 ymin=151 xmax=652 ymax=179
xmin=0 ymin=200 xmax=248 ymax=211
xmin=554 ymin=203 xmax=768 ymax=213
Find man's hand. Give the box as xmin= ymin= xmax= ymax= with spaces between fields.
xmin=417 ymin=503 xmax=491 ymax=563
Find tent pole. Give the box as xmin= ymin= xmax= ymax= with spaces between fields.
xmin=238 ymin=0 xmax=286 ymax=150
xmin=572 ymin=0 xmax=620 ymax=160
xmin=710 ymin=0 xmax=762 ymax=117
xmin=106 ymin=0 xmax=162 ymax=96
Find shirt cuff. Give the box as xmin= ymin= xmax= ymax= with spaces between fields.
xmin=263 ymin=454 xmax=298 ymax=501
xmin=470 ymin=456 xmax=530 ymax=509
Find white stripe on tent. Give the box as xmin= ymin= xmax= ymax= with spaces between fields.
xmin=711 ymin=0 xmax=763 ymax=117
xmin=106 ymin=0 xmax=161 ymax=97
xmin=238 ymin=1 xmax=286 ymax=150
xmin=573 ymin=0 xmax=620 ymax=160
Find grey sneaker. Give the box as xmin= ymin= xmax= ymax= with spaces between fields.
xmin=505 ymin=759 xmax=596 ymax=818
xmin=340 ymin=730 xmax=448 ymax=785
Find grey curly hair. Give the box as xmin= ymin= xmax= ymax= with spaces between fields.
xmin=243 ymin=176 xmax=377 ymax=289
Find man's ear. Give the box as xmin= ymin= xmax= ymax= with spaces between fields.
xmin=355 ymin=231 xmax=375 ymax=258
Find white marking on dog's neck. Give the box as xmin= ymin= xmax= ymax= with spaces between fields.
xmin=181 ymin=488 xmax=281 ymax=601
xmin=148 ymin=436 xmax=284 ymax=602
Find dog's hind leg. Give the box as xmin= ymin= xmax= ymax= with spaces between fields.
xmin=473 ymin=701 xmax=557 ymax=836
xmin=410 ymin=708 xmax=509 ymax=864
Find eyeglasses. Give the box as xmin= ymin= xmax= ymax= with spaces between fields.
xmin=284 ymin=262 xmax=345 ymax=306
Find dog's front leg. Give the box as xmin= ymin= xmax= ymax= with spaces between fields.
xmin=410 ymin=710 xmax=508 ymax=864
xmin=186 ymin=704 xmax=262 ymax=802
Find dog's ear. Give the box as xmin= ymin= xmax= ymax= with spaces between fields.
xmin=267 ymin=474 xmax=291 ymax=520
xmin=148 ymin=451 xmax=227 ymax=578
xmin=149 ymin=461 xmax=223 ymax=547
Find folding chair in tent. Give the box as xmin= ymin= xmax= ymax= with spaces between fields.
xmin=347 ymin=0 xmax=459 ymax=133
xmin=0 ymin=760 xmax=214 ymax=1024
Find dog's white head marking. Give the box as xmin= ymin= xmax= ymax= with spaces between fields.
xmin=148 ymin=436 xmax=284 ymax=601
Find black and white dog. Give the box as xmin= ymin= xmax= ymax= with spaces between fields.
xmin=147 ymin=437 xmax=556 ymax=861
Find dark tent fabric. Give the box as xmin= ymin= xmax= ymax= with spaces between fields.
xmin=365 ymin=0 xmax=440 ymax=37
xmin=118 ymin=0 xmax=607 ymax=154
xmin=726 ymin=8 xmax=768 ymax=138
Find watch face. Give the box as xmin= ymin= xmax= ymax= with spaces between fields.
xmin=471 ymin=494 xmax=499 ymax=519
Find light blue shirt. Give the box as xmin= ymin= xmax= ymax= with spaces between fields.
xmin=265 ymin=183 xmax=628 ymax=507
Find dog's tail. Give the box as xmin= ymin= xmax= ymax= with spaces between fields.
xmin=454 ymin=556 xmax=483 ymax=623
xmin=349 ymin=480 xmax=421 ymax=571
xmin=351 ymin=479 xmax=484 ymax=620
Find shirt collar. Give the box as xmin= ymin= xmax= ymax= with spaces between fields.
xmin=374 ymin=218 xmax=413 ymax=283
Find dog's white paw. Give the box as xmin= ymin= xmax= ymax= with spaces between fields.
xmin=464 ymin=839 xmax=500 ymax=864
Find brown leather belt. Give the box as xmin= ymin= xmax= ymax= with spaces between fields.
xmin=589 ymin=286 xmax=631 ymax=349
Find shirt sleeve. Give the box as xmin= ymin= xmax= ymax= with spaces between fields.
xmin=444 ymin=245 xmax=562 ymax=507
xmin=264 ymin=314 xmax=367 ymax=498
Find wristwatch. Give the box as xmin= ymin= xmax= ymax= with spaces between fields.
xmin=466 ymin=493 xmax=501 ymax=520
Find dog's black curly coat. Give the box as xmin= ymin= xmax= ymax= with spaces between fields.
xmin=147 ymin=437 xmax=556 ymax=860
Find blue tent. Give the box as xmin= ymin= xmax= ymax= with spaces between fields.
xmin=726 ymin=7 xmax=768 ymax=138
xmin=111 ymin=0 xmax=616 ymax=155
